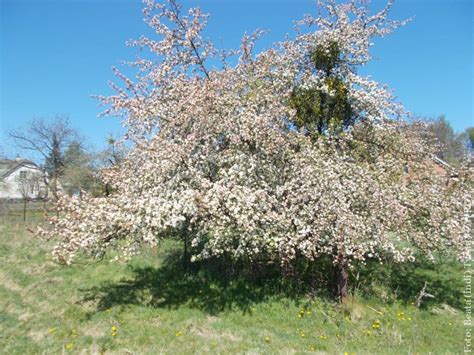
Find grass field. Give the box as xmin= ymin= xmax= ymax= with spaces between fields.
xmin=0 ymin=205 xmax=469 ymax=354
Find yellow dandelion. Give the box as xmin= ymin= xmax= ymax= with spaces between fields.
xmin=306 ymin=310 xmax=312 ymax=315
xmin=176 ymin=331 xmax=183 ymax=337
xmin=319 ymin=335 xmax=328 ymax=340
xmin=300 ymin=332 xmax=306 ymax=338
xmin=65 ymin=343 xmax=74 ymax=350
xmin=48 ymin=327 xmax=56 ymax=334
xmin=449 ymin=322 xmax=453 ymax=326
xmin=264 ymin=336 xmax=270 ymax=342
xmin=111 ymin=325 xmax=117 ymax=332
xmin=407 ymin=317 xmax=412 ymax=321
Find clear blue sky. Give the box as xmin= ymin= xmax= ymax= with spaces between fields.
xmin=1 ymin=0 xmax=472 ymax=157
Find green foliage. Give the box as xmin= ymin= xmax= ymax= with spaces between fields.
xmin=43 ymin=133 xmax=66 ymax=177
xmin=310 ymin=41 xmax=342 ymax=75
xmin=466 ymin=127 xmax=474 ymax=152
xmin=62 ymin=141 xmax=98 ymax=196
xmin=289 ymin=42 xmax=354 ymax=137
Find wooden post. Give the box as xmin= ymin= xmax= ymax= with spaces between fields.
xmin=23 ymin=198 xmax=27 ymax=223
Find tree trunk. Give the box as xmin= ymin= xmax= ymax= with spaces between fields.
xmin=182 ymin=222 xmax=191 ymax=273
xmin=334 ymin=252 xmax=349 ymax=303
xmin=23 ymin=198 xmax=27 ymax=223
xmin=183 ymin=231 xmax=188 ymax=272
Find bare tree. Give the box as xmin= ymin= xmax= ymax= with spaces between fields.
xmin=0 ymin=145 xmax=6 ymax=159
xmin=9 ymin=115 xmax=78 ymax=200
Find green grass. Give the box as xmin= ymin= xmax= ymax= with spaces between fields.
xmin=0 ymin=207 xmax=468 ymax=354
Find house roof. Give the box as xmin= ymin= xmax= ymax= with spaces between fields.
xmin=0 ymin=159 xmax=39 ymax=179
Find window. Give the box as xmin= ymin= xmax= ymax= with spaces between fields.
xmin=19 ymin=171 xmax=27 ymax=178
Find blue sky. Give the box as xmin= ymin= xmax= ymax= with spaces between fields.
xmin=1 ymin=0 xmax=472 ymax=157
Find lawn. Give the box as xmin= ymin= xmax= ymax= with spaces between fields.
xmin=0 ymin=205 xmax=468 ymax=354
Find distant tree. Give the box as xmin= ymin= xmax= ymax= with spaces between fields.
xmin=426 ymin=116 xmax=467 ymax=164
xmin=101 ymin=135 xmax=127 ymax=167
xmin=466 ymin=127 xmax=474 ymax=153
xmin=97 ymin=135 xmax=128 ymax=196
xmin=62 ymin=141 xmax=97 ymax=197
xmin=9 ymin=115 xmax=78 ymax=200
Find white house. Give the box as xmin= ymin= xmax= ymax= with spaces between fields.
xmin=0 ymin=158 xmax=49 ymax=200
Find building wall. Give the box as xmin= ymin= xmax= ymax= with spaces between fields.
xmin=0 ymin=166 xmax=48 ymax=199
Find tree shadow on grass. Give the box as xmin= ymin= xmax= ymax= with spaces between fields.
xmin=80 ymin=246 xmax=464 ymax=316
xmin=80 ymin=249 xmax=333 ymax=316
xmin=355 ymin=258 xmax=465 ymax=309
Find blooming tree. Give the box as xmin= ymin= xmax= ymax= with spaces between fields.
xmin=39 ymin=0 xmax=471 ymax=301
